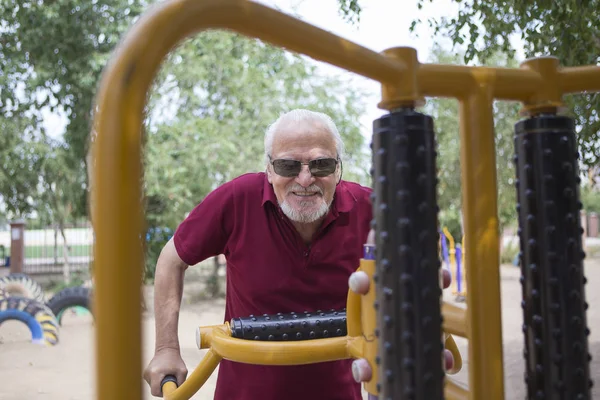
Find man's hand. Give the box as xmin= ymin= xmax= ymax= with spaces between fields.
xmin=347 ymin=268 xmax=454 ymax=383
xmin=143 ymin=348 xmax=188 ymax=397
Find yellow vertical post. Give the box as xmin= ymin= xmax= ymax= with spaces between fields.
xmin=458 ymin=87 xmax=504 ymax=400
xmin=91 ymin=69 xmax=145 ymax=399
xmin=443 ymin=227 xmax=458 ymax=294
xmin=461 ymin=234 xmax=467 ymax=296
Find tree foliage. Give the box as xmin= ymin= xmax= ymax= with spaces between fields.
xmin=0 ymin=0 xmax=146 ymax=220
xmin=0 ymin=115 xmax=46 ymax=218
xmin=336 ymin=0 xmax=362 ymax=25
xmin=411 ymin=0 xmax=600 ymax=170
xmin=336 ymin=1 xmax=600 ymax=170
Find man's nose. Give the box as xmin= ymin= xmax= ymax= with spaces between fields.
xmin=295 ymin=164 xmax=315 ymax=187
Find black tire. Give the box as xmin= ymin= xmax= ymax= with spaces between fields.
xmin=0 ymin=295 xmax=59 ymax=346
xmin=0 ymin=273 xmax=45 ymax=303
xmin=514 ymin=115 xmax=592 ymax=398
xmin=372 ymin=109 xmax=444 ymax=400
xmin=46 ymin=286 xmax=92 ymax=325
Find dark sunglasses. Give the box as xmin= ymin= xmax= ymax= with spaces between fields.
xmin=270 ymin=157 xmax=339 ymax=178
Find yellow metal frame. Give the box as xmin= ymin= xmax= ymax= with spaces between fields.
xmin=89 ymin=0 xmax=600 ymax=399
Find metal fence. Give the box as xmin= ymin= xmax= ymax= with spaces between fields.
xmin=0 ymin=222 xmax=94 ymax=275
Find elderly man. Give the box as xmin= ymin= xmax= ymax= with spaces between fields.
xmin=143 ymin=109 xmax=451 ymax=399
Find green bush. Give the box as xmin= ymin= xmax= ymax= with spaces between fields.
xmin=500 ymin=240 xmax=520 ymax=265
xmin=45 ymin=271 xmax=87 ymax=293
xmin=144 ymin=226 xmax=174 ymax=283
xmin=581 ymin=186 xmax=600 ymax=214
xmin=439 ymin=208 xmax=463 ymax=243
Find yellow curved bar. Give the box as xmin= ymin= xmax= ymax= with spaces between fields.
xmin=165 ymin=349 xmax=222 ymax=400
xmin=445 ymin=378 xmax=469 ymax=400
xmin=359 ymin=258 xmax=378 ymax=395
xmin=418 ymin=63 xmax=543 ymax=101
xmin=346 ymin=267 xmax=362 ymax=337
xmin=162 ymin=382 xmax=178 ymax=397
xmin=444 ymin=334 xmax=463 ymax=375
xmin=210 ymin=325 xmax=351 ymax=365
xmin=442 ymin=302 xmax=468 ymax=338
xmin=558 ymin=66 xmax=600 ymax=93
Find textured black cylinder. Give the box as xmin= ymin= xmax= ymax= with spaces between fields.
xmin=230 ymin=309 xmax=347 ymax=341
xmin=514 ymin=114 xmax=592 ymax=399
xmin=372 ymin=109 xmax=444 ymax=400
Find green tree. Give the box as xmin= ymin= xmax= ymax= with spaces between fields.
xmin=1 ymin=0 xmax=147 ymax=219
xmin=414 ymin=0 xmax=600 ymax=168
xmin=336 ymin=0 xmax=362 ymax=24
xmin=337 ymin=1 xmax=600 ymax=170
xmin=0 ymin=115 xmax=48 ymax=219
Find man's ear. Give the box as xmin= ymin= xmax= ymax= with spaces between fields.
xmin=336 ymin=160 xmax=343 ymax=184
xmin=266 ymin=164 xmax=274 ymax=184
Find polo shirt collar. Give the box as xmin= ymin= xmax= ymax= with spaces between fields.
xmin=261 ymin=173 xmax=356 ymax=215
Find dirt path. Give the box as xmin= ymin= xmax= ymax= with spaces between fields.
xmin=1 ymin=259 xmax=599 ymax=399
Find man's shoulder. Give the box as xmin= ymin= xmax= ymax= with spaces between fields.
xmin=211 ymin=172 xmax=269 ymax=207
xmin=227 ymin=172 xmax=267 ymax=193
xmin=339 ymin=180 xmax=372 ymax=199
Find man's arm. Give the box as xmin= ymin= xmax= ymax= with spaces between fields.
xmin=153 ymin=238 xmax=188 ymax=352
xmin=143 ymin=238 xmax=189 ymax=396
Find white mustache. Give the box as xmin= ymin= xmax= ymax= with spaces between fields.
xmin=287 ymin=184 xmax=323 ymax=195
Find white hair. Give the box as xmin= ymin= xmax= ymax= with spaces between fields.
xmin=263 ymin=109 xmax=345 ymax=165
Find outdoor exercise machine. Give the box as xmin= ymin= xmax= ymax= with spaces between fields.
xmin=89 ymin=0 xmax=599 ymax=399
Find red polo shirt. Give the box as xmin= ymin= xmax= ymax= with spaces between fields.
xmin=174 ymin=172 xmax=372 ymax=400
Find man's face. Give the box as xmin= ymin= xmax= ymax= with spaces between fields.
xmin=266 ymin=121 xmax=340 ymax=224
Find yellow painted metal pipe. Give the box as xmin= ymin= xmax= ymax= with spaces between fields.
xmin=559 ymin=66 xmax=600 ymax=93
xmin=346 ymin=267 xmax=362 ymax=337
xmin=164 ymin=349 xmax=222 ymax=400
xmin=458 ymin=88 xmax=505 ymax=399
xmin=211 ymin=326 xmax=351 ymax=365
xmin=418 ymin=64 xmax=543 ymax=101
xmin=445 ymin=378 xmax=470 ymax=400
xmin=442 ymin=302 xmax=468 ymax=338
xmin=358 ymin=258 xmax=378 ymax=395
xmin=444 ymin=335 xmax=463 ymax=375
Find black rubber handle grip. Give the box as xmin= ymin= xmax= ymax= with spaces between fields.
xmin=230 ymin=308 xmax=347 ymax=341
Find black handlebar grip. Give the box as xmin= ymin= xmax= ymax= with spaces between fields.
xmin=230 ymin=309 xmax=347 ymax=341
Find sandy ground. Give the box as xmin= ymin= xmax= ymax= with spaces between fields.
xmin=1 ymin=259 xmax=599 ymax=400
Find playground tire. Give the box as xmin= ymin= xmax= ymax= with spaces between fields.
xmin=514 ymin=115 xmax=592 ymax=398
xmin=372 ymin=110 xmax=444 ymax=399
xmin=0 ymin=295 xmax=59 ymax=346
xmin=0 ymin=273 xmax=46 ymax=303
xmin=46 ymin=286 xmax=92 ymax=325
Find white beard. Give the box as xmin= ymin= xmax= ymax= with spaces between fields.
xmin=280 ymin=198 xmax=330 ymax=223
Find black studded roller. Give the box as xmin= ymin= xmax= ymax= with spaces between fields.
xmin=372 ymin=108 xmax=444 ymax=400
xmin=514 ymin=114 xmax=593 ymax=399
xmin=230 ymin=309 xmax=347 ymax=341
